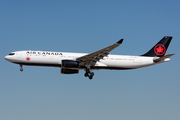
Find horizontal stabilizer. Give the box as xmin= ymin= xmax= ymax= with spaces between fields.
xmin=153 ymin=53 xmax=175 ymax=62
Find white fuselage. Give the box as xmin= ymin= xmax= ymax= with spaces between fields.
xmin=4 ymin=50 xmax=170 ymax=70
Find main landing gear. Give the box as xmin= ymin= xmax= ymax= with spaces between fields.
xmin=84 ymin=69 xmax=94 ymax=80
xmin=84 ymin=64 xmax=94 ymax=80
xmin=20 ymin=65 xmax=23 ymax=72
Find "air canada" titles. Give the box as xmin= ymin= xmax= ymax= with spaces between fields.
xmin=26 ymin=51 xmax=63 ymax=56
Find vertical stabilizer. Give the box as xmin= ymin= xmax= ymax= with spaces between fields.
xmin=141 ymin=36 xmax=172 ymax=57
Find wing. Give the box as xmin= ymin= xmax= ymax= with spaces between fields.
xmin=76 ymin=39 xmax=123 ymax=66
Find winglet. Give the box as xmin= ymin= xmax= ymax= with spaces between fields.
xmin=117 ymin=39 xmax=123 ymax=44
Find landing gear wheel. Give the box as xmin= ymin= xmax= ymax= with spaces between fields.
xmin=90 ymin=72 xmax=94 ymax=76
xmin=84 ymin=72 xmax=88 ymax=77
xmin=20 ymin=65 xmax=23 ymax=72
xmin=89 ymin=75 xmax=93 ymax=80
xmin=88 ymin=72 xmax=94 ymax=80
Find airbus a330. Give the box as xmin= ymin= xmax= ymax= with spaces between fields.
xmin=5 ymin=36 xmax=174 ymax=79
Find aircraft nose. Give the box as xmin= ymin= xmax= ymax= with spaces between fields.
xmin=4 ymin=55 xmax=8 ymax=60
xmin=4 ymin=55 xmax=11 ymax=61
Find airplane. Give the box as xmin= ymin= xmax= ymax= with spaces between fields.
xmin=5 ymin=36 xmax=174 ymax=80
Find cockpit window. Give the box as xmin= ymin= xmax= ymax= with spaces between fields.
xmin=9 ymin=53 xmax=15 ymax=55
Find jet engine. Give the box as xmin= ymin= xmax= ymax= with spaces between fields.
xmin=61 ymin=68 xmax=79 ymax=74
xmin=61 ymin=60 xmax=80 ymax=68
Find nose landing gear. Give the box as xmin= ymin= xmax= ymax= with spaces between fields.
xmin=20 ymin=65 xmax=23 ymax=72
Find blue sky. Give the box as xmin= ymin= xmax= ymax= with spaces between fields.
xmin=0 ymin=0 xmax=180 ymax=120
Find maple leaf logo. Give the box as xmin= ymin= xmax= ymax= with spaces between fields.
xmin=156 ymin=46 xmax=164 ymax=53
xmin=154 ymin=44 xmax=166 ymax=56
xmin=26 ymin=57 xmax=31 ymax=61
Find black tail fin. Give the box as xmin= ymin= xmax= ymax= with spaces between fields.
xmin=141 ymin=36 xmax=172 ymax=57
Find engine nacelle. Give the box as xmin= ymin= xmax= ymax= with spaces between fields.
xmin=61 ymin=60 xmax=80 ymax=68
xmin=61 ymin=68 xmax=79 ymax=74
